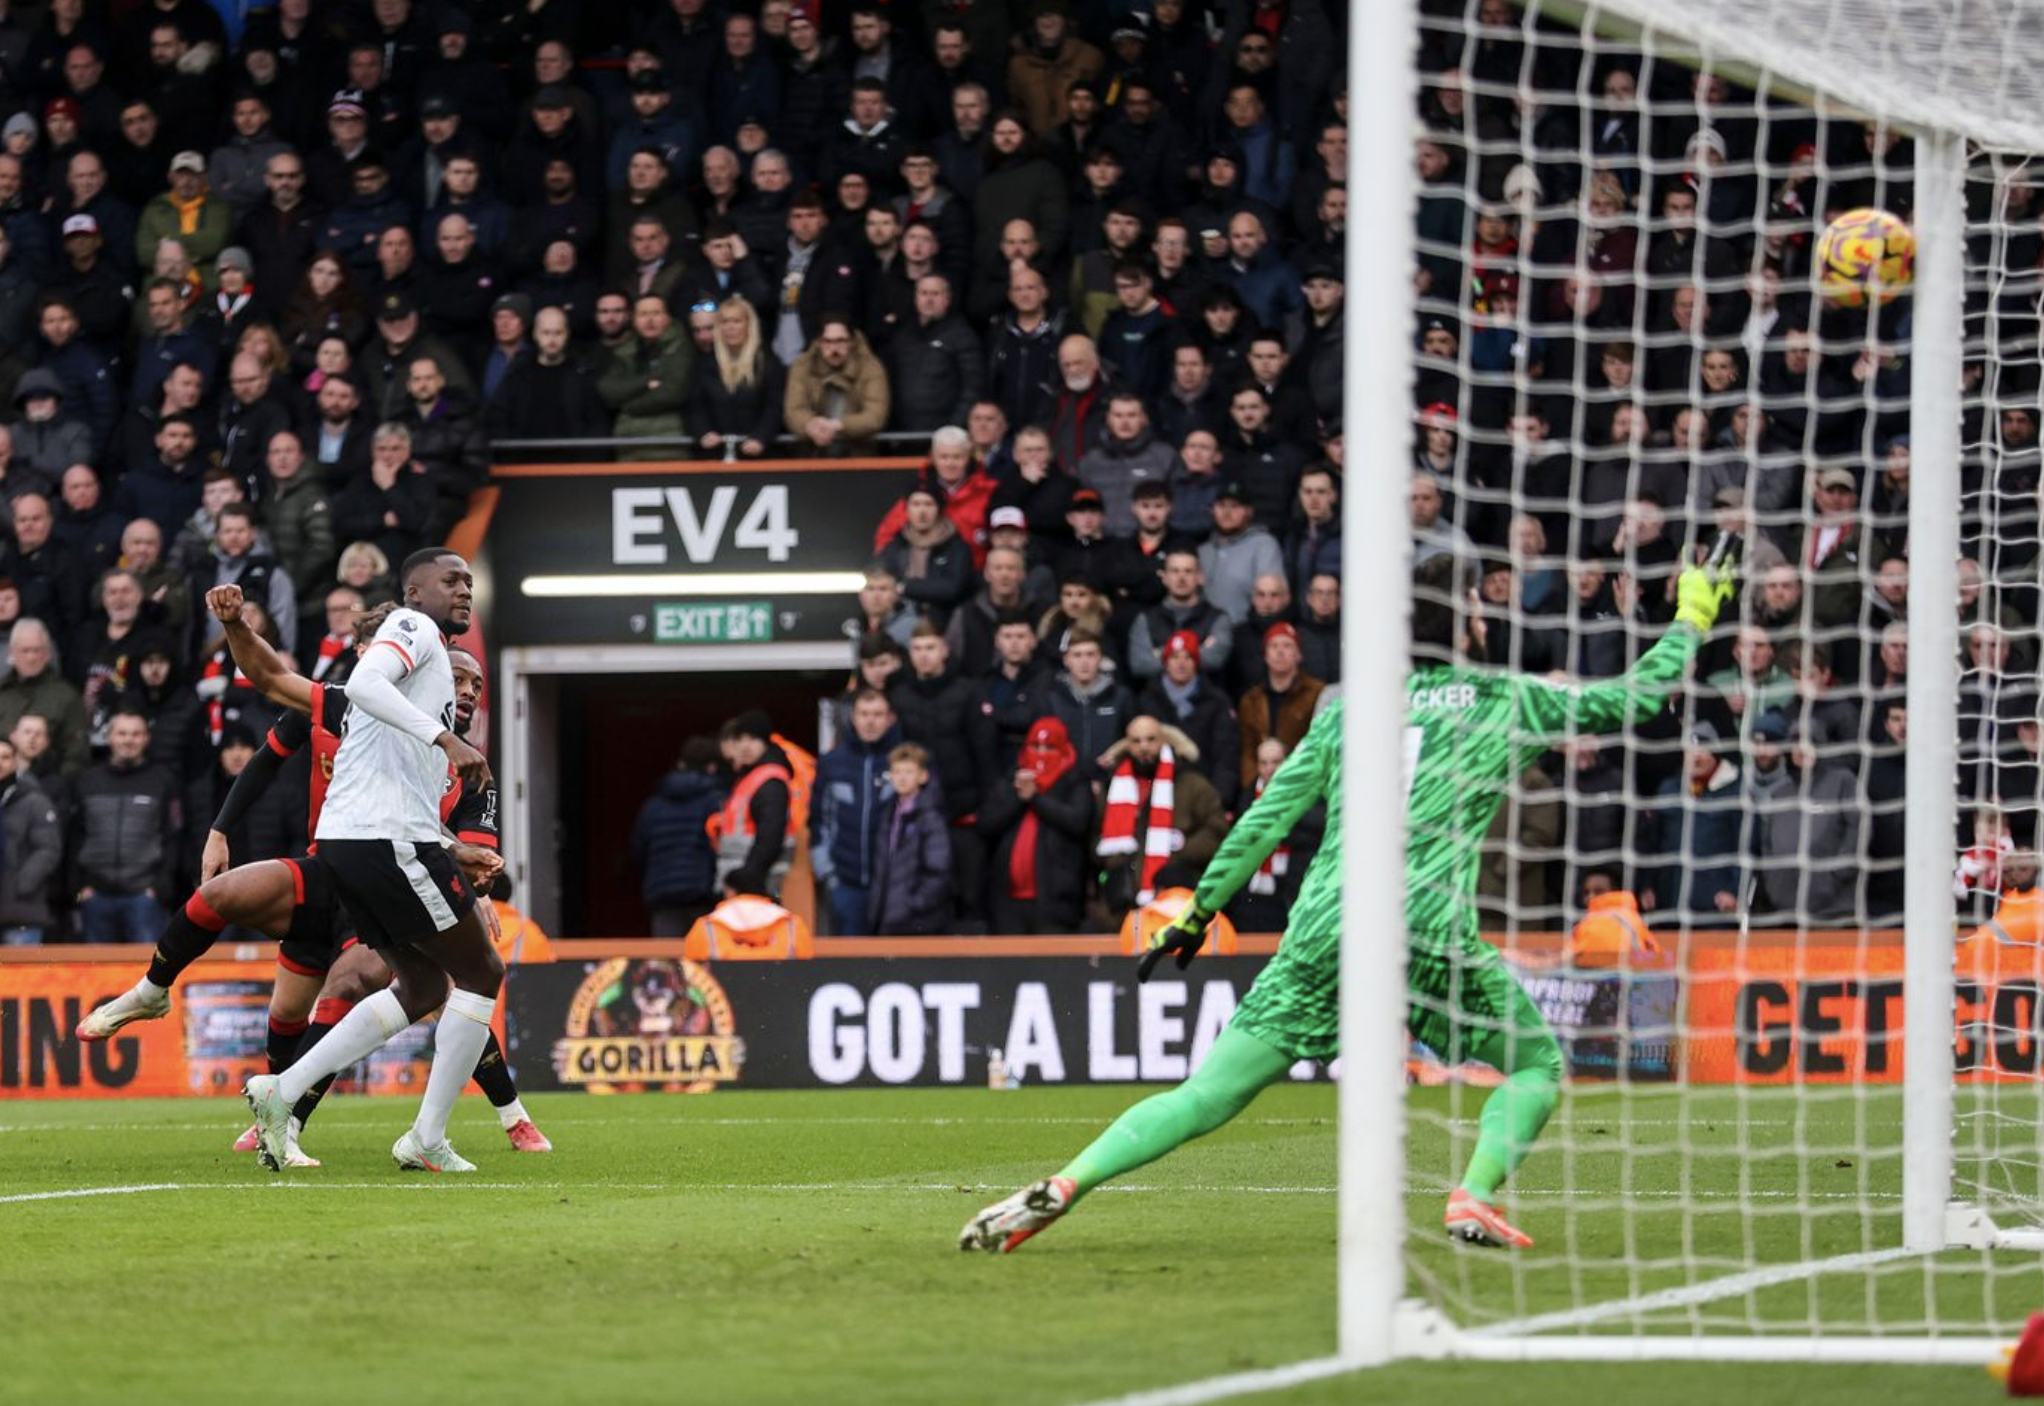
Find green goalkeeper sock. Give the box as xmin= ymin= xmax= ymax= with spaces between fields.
xmin=1057 ymin=1026 xmax=1296 ymax=1201
xmin=1458 ymin=1061 xmax=1562 ymax=1202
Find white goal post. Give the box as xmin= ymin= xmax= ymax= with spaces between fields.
xmin=1338 ymin=0 xmax=2044 ymax=1368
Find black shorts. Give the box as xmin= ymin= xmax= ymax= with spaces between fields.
xmin=274 ymin=855 xmax=356 ymax=975
xmin=316 ymin=839 xmax=476 ymax=952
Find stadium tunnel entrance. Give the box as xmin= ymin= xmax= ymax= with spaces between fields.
xmin=480 ymin=457 xmax=922 ymax=937
xmin=501 ymin=645 xmax=846 ymax=938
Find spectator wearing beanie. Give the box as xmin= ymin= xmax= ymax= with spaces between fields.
xmin=1236 ymin=622 xmax=1325 ymax=791
xmin=1136 ymin=628 xmax=1241 ymax=812
xmin=607 ymin=70 xmax=699 ymax=194
xmin=878 ymin=484 xmax=974 ymax=628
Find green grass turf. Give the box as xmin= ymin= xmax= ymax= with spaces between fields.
xmin=0 ymin=1085 xmax=2021 ymax=1406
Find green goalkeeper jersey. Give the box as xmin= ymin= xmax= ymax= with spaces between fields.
xmin=1193 ymin=624 xmax=1703 ymax=955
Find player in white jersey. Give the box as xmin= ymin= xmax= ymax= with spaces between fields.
xmin=242 ymin=549 xmax=503 ymax=1173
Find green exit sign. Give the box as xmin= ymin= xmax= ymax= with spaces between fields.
xmin=654 ymin=602 xmax=775 ymax=643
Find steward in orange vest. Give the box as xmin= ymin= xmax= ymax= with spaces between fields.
xmin=683 ymin=894 xmax=815 ymax=960
xmin=1568 ymin=888 xmax=1659 ymax=967
xmin=710 ymin=711 xmax=798 ymax=899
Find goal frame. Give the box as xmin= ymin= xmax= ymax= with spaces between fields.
xmin=1337 ymin=0 xmax=2008 ymax=1368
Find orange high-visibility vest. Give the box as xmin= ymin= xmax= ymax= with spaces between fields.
xmin=490 ymin=901 xmax=556 ymax=965
xmin=706 ymin=761 xmax=794 ymax=844
xmin=683 ymin=894 xmax=815 ymax=960
xmin=1568 ymin=890 xmax=1659 ymax=967
xmin=1117 ymin=886 xmax=1241 ymax=956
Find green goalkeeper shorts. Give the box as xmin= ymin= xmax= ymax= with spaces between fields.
xmin=1230 ymin=926 xmax=1559 ymax=1071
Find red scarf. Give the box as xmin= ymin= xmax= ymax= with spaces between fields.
xmin=197 ymin=650 xmax=252 ymax=745
xmin=1008 ymin=718 xmax=1076 ymax=901
xmin=1099 ymin=745 xmax=1179 ymax=905
xmin=1247 ymin=774 xmax=1290 ymax=895
xmin=311 ymin=631 xmax=352 ymax=681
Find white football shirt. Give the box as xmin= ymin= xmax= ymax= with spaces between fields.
xmin=316 ymin=607 xmax=456 ymax=844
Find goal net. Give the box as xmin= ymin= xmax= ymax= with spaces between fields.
xmin=1351 ymin=0 xmax=2044 ymax=1363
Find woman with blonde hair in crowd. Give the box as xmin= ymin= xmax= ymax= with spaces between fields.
xmin=334 ymin=540 xmax=395 ymax=608
xmin=689 ymin=296 xmax=785 ymax=460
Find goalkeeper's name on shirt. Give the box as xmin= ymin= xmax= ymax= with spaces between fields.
xmin=1411 ymin=683 xmax=1479 ymax=711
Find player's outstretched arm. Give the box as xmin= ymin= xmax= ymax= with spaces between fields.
xmin=1509 ymin=545 xmax=1740 ymax=739
xmin=1194 ymin=705 xmax=1338 ymax=915
xmin=208 ymin=585 xmax=314 ymax=715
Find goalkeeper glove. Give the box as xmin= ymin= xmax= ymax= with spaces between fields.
xmin=1138 ymin=903 xmax=1214 ymax=983
xmin=1673 ymin=538 xmax=1741 ymax=633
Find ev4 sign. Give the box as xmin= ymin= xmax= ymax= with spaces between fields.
xmin=611 ymin=484 xmax=800 ymax=565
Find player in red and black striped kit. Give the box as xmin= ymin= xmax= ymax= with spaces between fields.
xmin=78 ymin=587 xmax=550 ymax=1160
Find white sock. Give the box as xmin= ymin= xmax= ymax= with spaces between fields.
xmin=278 ymin=989 xmax=410 ymax=1104
xmin=136 ymin=977 xmax=169 ymax=1001
xmin=496 ymin=1098 xmax=530 ymax=1130
xmin=412 ymin=989 xmax=495 ymax=1147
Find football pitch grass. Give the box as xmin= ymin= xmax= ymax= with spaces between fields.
xmin=0 ymin=1084 xmax=2024 ymax=1406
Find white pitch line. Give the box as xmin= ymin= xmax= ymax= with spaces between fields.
xmin=0 ymin=1115 xmax=1334 ymax=1134
xmin=1064 ymin=1355 xmax=1356 ymax=1406
xmin=0 ymin=1182 xmax=188 ymax=1204
xmin=1465 ymin=1246 xmax=1927 ymax=1338
xmin=0 ymin=1180 xmax=1343 ymax=1205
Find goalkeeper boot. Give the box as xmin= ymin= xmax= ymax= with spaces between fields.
xmin=1444 ymin=1189 xmax=1534 ymax=1249
xmin=958 ymin=1176 xmax=1075 ymax=1253
xmin=75 ymin=983 xmax=170 ymax=1042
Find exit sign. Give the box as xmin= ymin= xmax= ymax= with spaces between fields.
xmin=654 ymin=602 xmax=775 ymax=643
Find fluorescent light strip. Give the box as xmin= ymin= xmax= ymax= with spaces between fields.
xmin=520 ymin=572 xmax=865 ymax=598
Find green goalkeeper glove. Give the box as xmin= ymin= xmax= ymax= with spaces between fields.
xmin=1673 ymin=536 xmax=1742 ymax=633
xmin=1138 ymin=903 xmax=1214 ymax=983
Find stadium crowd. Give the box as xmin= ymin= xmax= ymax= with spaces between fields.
xmin=761 ymin=0 xmax=2040 ymax=941
xmin=0 ymin=0 xmax=2017 ymax=944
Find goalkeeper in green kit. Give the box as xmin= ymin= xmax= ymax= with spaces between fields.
xmin=960 ymin=545 xmax=1739 ymax=1253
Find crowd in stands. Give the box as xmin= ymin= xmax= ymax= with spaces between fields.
xmin=729 ymin=0 xmax=2041 ymax=940
xmin=0 ymin=0 xmax=1346 ymax=943
xmin=0 ymin=0 xmax=2016 ymax=944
